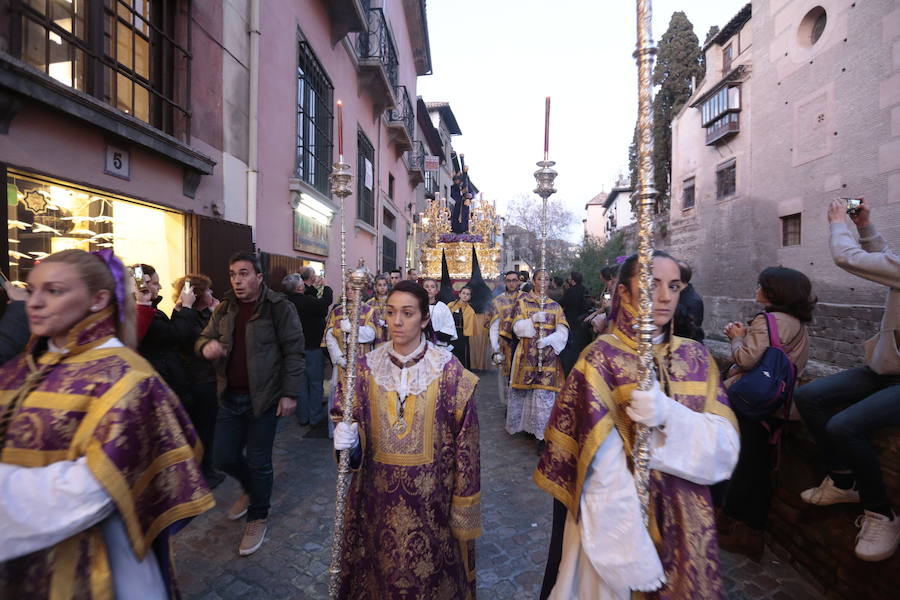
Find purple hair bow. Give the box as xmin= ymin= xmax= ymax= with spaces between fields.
xmin=91 ymin=248 xmax=127 ymax=322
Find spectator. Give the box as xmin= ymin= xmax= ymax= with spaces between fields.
xmin=560 ymin=271 xmax=587 ymax=327
xmin=197 ymin=251 xmax=305 ymax=557
xmin=389 ymin=268 xmax=402 ymax=288
xmin=0 ymin=281 xmax=30 ymax=365
xmin=547 ymin=276 xmax=564 ymax=303
xmin=172 ymin=273 xmax=224 ymax=488
xmin=285 ymin=269 xmax=333 ymax=429
xmin=134 ymin=264 xmax=194 ymax=402
xmin=718 ymin=266 xmax=815 ymax=561
xmin=673 ymin=260 xmax=705 ymax=342
xmin=795 ymin=198 xmax=900 ymax=562
xmin=406 ymin=268 xmax=419 ymax=282
xmin=366 ymin=274 xmax=390 ymax=345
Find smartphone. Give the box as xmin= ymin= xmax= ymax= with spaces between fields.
xmin=131 ymin=265 xmax=147 ymax=291
xmin=183 ymin=279 xmax=192 ymax=295
xmin=842 ymin=197 xmax=863 ymax=216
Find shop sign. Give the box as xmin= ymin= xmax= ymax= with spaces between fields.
xmin=105 ymin=145 xmax=131 ymax=180
xmin=424 ymin=156 xmax=440 ymax=172
xmin=294 ymin=205 xmax=330 ymax=256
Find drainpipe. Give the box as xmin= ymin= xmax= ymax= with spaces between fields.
xmin=247 ymin=0 xmax=260 ymax=241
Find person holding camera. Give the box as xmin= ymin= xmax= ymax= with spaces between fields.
xmin=795 ymin=197 xmax=900 ymax=562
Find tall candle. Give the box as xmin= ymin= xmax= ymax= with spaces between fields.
xmin=337 ymin=99 xmax=344 ymax=160
xmin=544 ymin=96 xmax=551 ymax=158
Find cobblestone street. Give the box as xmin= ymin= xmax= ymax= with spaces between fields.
xmin=174 ymin=368 xmax=820 ymax=599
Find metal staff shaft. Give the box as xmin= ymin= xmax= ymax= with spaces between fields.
xmin=632 ymin=0 xmax=659 ymax=527
xmin=327 ymin=267 xmax=367 ymax=599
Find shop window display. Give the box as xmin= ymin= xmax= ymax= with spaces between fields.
xmin=6 ymin=170 xmax=185 ymax=313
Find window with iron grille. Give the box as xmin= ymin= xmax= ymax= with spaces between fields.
xmin=11 ymin=0 xmax=192 ymax=138
xmin=682 ymin=177 xmax=695 ymax=209
xmin=716 ymin=161 xmax=736 ymax=199
xmin=781 ymin=214 xmax=801 ymax=247
xmin=382 ymin=235 xmax=396 ymax=273
xmin=357 ymin=130 xmax=375 ymax=226
xmin=296 ymin=37 xmax=333 ymax=196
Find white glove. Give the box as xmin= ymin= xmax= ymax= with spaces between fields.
xmin=626 ymin=379 xmax=674 ymax=427
xmin=334 ymin=355 xmax=347 ymax=368
xmin=532 ymin=311 xmax=548 ymax=323
xmin=333 ymin=422 xmax=359 ymax=450
xmin=513 ymin=318 xmax=536 ymax=339
xmin=340 ymin=319 xmax=352 ymax=333
xmin=536 ymin=337 xmax=550 ymax=349
xmin=377 ymin=319 xmax=386 ymax=327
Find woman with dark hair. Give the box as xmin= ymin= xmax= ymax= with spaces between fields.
xmin=330 ymin=280 xmax=481 ymax=599
xmin=536 ymin=251 xmax=739 ymax=599
xmin=447 ymin=285 xmax=476 ymax=369
xmin=366 ymin=275 xmax=390 ymax=345
xmin=718 ymin=266 xmax=815 ymax=561
xmin=0 ymin=249 xmax=212 ymax=599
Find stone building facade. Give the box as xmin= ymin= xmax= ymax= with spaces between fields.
xmin=666 ymin=0 xmax=900 ymax=369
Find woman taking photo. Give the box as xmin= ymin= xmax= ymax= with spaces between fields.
xmin=718 ymin=266 xmax=814 ymax=561
xmin=331 ymin=280 xmax=481 ymax=599
xmin=536 ymin=251 xmax=739 ymax=599
xmin=0 ymin=249 xmax=213 ymax=599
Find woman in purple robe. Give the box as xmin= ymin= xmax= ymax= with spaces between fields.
xmin=0 ymin=249 xmax=213 ymax=600
xmin=331 ymin=280 xmax=481 ymax=599
xmin=535 ymin=251 xmax=740 ymax=599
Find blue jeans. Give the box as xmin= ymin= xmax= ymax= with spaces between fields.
xmin=795 ymin=366 xmax=900 ymax=510
xmin=297 ymin=347 xmax=325 ymax=425
xmin=212 ymin=391 xmax=278 ymax=521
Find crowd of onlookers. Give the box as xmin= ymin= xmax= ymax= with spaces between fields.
xmin=0 ymin=197 xmax=896 ymax=564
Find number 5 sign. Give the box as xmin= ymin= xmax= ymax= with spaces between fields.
xmin=105 ymin=145 xmax=131 ymax=180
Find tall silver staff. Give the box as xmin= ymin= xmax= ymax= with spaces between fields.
xmin=327 ymin=99 xmax=360 ymax=596
xmin=534 ymin=97 xmax=557 ymax=369
xmin=631 ymin=0 xmax=659 ymax=526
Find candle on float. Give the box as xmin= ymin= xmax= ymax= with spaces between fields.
xmin=336 ymin=99 xmax=344 ymax=161
xmin=544 ymin=96 xmax=551 ymax=158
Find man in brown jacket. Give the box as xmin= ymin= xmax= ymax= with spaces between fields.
xmin=796 ymin=198 xmax=900 ymax=562
xmin=197 ymin=251 xmax=305 ymax=556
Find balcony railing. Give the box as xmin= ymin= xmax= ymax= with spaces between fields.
xmin=387 ymin=85 xmax=414 ymax=151
xmin=407 ymin=140 xmax=425 ymax=184
xmin=355 ymin=8 xmax=398 ymax=109
xmin=705 ymin=112 xmax=740 ymax=145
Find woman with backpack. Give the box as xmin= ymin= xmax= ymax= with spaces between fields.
xmin=718 ymin=266 xmax=816 ymax=561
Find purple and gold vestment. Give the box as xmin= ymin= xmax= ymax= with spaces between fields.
xmin=0 ymin=308 xmax=214 ymax=600
xmin=535 ymin=302 xmax=737 ymax=599
xmin=509 ymin=293 xmax=568 ymax=393
xmin=331 ymin=342 xmax=481 ymax=599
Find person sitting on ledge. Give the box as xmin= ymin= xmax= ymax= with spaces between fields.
xmin=795 ymin=197 xmax=900 ymax=562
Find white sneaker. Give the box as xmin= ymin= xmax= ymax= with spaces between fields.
xmin=800 ymin=476 xmax=860 ymax=506
xmin=854 ymin=511 xmax=900 ymax=562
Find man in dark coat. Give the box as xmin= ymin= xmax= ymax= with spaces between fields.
xmin=674 ymin=260 xmax=705 ymax=341
xmin=450 ymin=174 xmax=474 ymax=234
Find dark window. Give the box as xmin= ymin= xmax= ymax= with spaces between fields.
xmin=387 ymin=173 xmax=394 ymax=199
xmin=722 ymin=43 xmax=733 ymax=72
xmin=383 ymin=208 xmax=395 ymax=231
xmin=716 ymin=161 xmax=736 ymax=199
xmin=357 ymin=130 xmax=375 ymax=226
xmin=12 ymin=0 xmax=191 ymax=137
xmin=296 ymin=37 xmax=333 ymax=196
xmin=781 ymin=214 xmax=801 ymax=246
xmin=382 ymin=236 xmax=396 ymax=272
xmin=682 ymin=178 xmax=695 ymax=209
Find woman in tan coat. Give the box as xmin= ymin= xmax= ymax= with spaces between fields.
xmin=718 ymin=266 xmax=816 ymax=560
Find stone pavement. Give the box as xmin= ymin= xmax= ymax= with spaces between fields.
xmin=173 ymin=368 xmax=820 ymax=599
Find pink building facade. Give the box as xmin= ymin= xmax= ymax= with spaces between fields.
xmin=253 ymin=0 xmax=431 ymax=288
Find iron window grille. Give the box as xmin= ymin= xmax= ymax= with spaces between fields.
xmin=357 ymin=130 xmax=375 ymax=226
xmin=781 ymin=214 xmax=801 ymax=247
xmin=296 ymin=37 xmax=334 ymax=196
xmin=10 ymin=0 xmax=192 ymax=139
xmin=716 ymin=161 xmax=737 ymax=199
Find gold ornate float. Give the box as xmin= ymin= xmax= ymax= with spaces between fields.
xmin=416 ymin=196 xmax=502 ymax=280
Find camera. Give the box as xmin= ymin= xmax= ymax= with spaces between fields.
xmin=842 ymin=197 xmax=863 ymax=216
